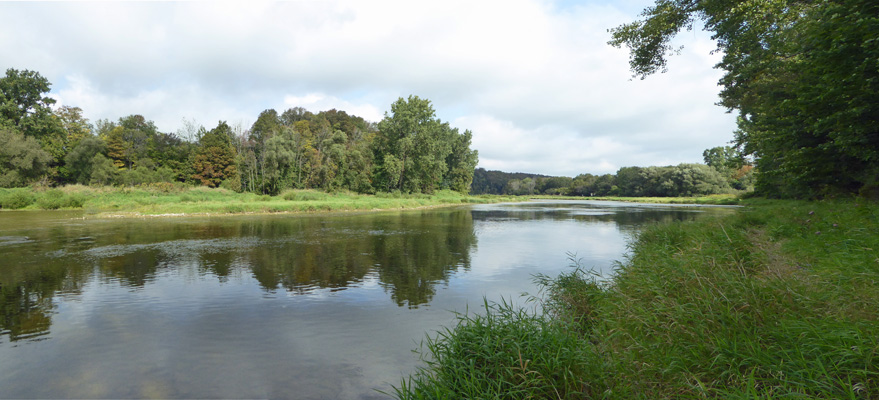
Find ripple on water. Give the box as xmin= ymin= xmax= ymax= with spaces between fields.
xmin=0 ymin=236 xmax=33 ymax=246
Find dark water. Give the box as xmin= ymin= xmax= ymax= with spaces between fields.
xmin=0 ymin=200 xmax=735 ymax=399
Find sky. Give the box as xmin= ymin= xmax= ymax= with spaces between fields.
xmin=0 ymin=0 xmax=737 ymax=178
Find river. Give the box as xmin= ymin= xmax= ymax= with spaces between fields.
xmin=0 ymin=200 xmax=735 ymax=399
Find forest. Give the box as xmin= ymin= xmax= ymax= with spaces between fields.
xmin=1 ymin=67 xmax=750 ymax=200
xmin=472 ymin=148 xmax=753 ymax=197
xmin=0 ymin=70 xmax=478 ymax=196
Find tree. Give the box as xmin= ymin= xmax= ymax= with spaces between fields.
xmin=89 ymin=154 xmax=118 ymax=186
xmin=0 ymin=69 xmax=62 ymax=142
xmin=0 ymin=68 xmax=66 ymax=183
xmin=262 ymin=128 xmax=298 ymax=195
xmin=443 ymin=129 xmax=479 ymax=193
xmin=610 ymin=0 xmax=879 ymax=198
xmin=64 ymin=136 xmax=107 ymax=184
xmin=615 ymin=166 xmax=647 ymax=197
xmin=191 ymin=121 xmax=238 ymax=188
xmin=373 ymin=96 xmax=476 ymax=194
xmin=0 ymin=129 xmax=52 ymax=187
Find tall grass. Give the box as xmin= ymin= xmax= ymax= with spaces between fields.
xmin=0 ymin=185 xmax=515 ymax=216
xmin=395 ymin=199 xmax=879 ymax=399
xmin=392 ymin=298 xmax=597 ymax=400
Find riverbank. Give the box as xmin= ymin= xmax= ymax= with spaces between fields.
xmin=0 ymin=185 xmax=518 ymax=217
xmin=395 ymin=198 xmax=879 ymax=399
xmin=528 ymin=193 xmax=742 ymax=205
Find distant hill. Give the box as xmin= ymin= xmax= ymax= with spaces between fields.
xmin=470 ymin=168 xmax=552 ymax=195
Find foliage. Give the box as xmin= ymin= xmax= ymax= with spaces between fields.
xmin=191 ymin=121 xmax=238 ymax=188
xmin=34 ymin=189 xmax=84 ymax=209
xmin=482 ymin=163 xmax=738 ymax=198
xmin=0 ymin=128 xmax=52 ymax=187
xmin=470 ymin=168 xmax=551 ymax=195
xmin=0 ymin=188 xmax=36 ymax=209
xmin=64 ymin=136 xmax=107 ymax=184
xmin=373 ymin=96 xmax=478 ymax=194
xmin=0 ymin=69 xmax=477 ymax=197
xmin=610 ymin=0 xmax=879 ymax=198
xmin=89 ymin=154 xmax=118 ymax=186
xmin=0 ymin=68 xmax=63 ymax=146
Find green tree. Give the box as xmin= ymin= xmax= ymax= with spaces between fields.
xmin=702 ymin=146 xmax=742 ymax=172
xmin=615 ymin=166 xmax=647 ymax=197
xmin=0 ymin=129 xmax=52 ymax=187
xmin=89 ymin=154 xmax=118 ymax=186
xmin=262 ymin=128 xmax=298 ymax=195
xmin=0 ymin=69 xmax=63 ymax=143
xmin=611 ymin=0 xmax=879 ymax=198
xmin=191 ymin=121 xmax=238 ymax=188
xmin=443 ymin=129 xmax=479 ymax=193
xmin=64 ymin=136 xmax=107 ymax=184
xmin=373 ymin=96 xmax=476 ymax=194
xmin=0 ymin=69 xmax=67 ymax=183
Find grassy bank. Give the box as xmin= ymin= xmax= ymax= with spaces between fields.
xmin=0 ymin=185 xmax=516 ymax=216
xmin=395 ymin=199 xmax=879 ymax=399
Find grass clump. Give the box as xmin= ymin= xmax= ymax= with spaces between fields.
xmin=394 ymin=299 xmax=596 ymax=400
xmin=396 ymin=199 xmax=879 ymax=399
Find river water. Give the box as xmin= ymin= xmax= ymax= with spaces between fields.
xmin=0 ymin=200 xmax=734 ymax=399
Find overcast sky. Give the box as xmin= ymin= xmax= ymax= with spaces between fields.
xmin=1 ymin=0 xmax=737 ymax=177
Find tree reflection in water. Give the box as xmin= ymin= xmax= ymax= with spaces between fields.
xmin=0 ymin=209 xmax=478 ymax=341
xmin=0 ymin=202 xmax=728 ymax=343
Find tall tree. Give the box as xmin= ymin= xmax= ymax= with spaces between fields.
xmin=0 ymin=129 xmax=52 ymax=187
xmin=373 ymin=96 xmax=476 ymax=194
xmin=610 ymin=0 xmax=879 ymax=198
xmin=0 ymin=69 xmax=62 ymax=142
xmin=64 ymin=136 xmax=107 ymax=184
xmin=443 ymin=129 xmax=479 ymax=193
xmin=191 ymin=121 xmax=238 ymax=188
xmin=0 ymin=69 xmax=66 ymax=182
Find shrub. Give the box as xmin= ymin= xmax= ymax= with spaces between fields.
xmin=282 ymin=190 xmax=329 ymax=201
xmin=0 ymin=189 xmax=36 ymax=209
xmin=35 ymin=189 xmax=84 ymax=209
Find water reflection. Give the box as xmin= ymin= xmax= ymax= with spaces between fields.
xmin=0 ymin=201 xmax=736 ymax=399
xmin=0 ymin=209 xmax=480 ymax=342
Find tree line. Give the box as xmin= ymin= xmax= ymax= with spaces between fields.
xmin=610 ymin=0 xmax=878 ymax=199
xmin=471 ymin=146 xmax=753 ymax=197
xmin=0 ymin=69 xmax=478 ymax=195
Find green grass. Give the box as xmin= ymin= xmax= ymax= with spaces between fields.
xmin=396 ymin=198 xmax=879 ymax=399
xmin=0 ymin=185 xmax=517 ymax=216
xmin=391 ymin=298 xmax=597 ymax=400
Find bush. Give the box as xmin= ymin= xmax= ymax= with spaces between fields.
xmin=35 ymin=189 xmax=84 ymax=209
xmin=282 ymin=190 xmax=329 ymax=201
xmin=0 ymin=189 xmax=36 ymax=209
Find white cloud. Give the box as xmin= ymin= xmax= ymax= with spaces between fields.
xmin=282 ymin=93 xmax=384 ymax=123
xmin=0 ymin=0 xmax=737 ymax=176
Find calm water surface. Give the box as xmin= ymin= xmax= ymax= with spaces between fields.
xmin=0 ymin=200 xmax=735 ymax=399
